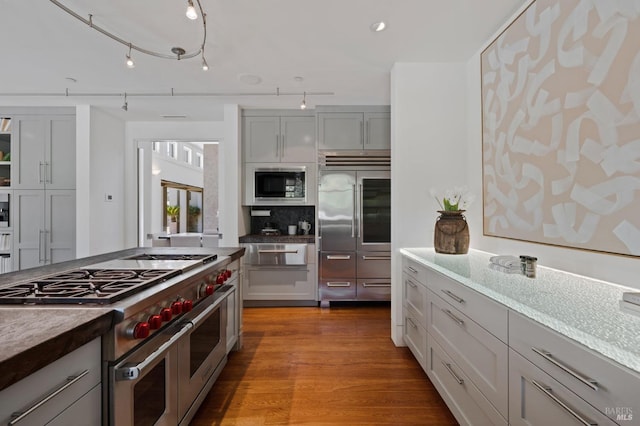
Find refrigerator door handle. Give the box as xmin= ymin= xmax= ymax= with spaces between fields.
xmin=357 ymin=183 xmax=362 ymax=238
xmin=351 ymin=184 xmax=356 ymax=238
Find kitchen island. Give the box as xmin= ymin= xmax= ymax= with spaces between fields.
xmin=0 ymin=246 xmax=245 ymax=392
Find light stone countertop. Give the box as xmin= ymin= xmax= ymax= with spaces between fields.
xmin=400 ymin=247 xmax=640 ymax=374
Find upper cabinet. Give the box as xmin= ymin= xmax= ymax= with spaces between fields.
xmin=11 ymin=114 xmax=76 ymax=190
xmin=0 ymin=118 xmax=12 ymax=188
xmin=316 ymin=106 xmax=390 ymax=151
xmin=243 ymin=111 xmax=315 ymax=163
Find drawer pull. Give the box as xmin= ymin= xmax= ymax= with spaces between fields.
xmin=441 ymin=289 xmax=464 ymax=304
xmin=442 ymin=308 xmax=464 ymax=326
xmin=407 ymin=266 xmax=418 ymax=274
xmin=327 ymin=282 xmax=351 ymax=287
xmin=406 ymin=279 xmax=418 ymax=289
xmin=9 ymin=370 xmax=90 ymax=425
xmin=407 ymin=317 xmax=418 ymax=329
xmin=362 ymin=282 xmax=391 ymax=288
xmin=442 ymin=362 xmax=464 ymax=385
xmin=531 ymin=379 xmax=598 ymax=426
xmin=531 ymin=347 xmax=598 ymax=391
xmin=259 ymin=249 xmax=299 ymax=254
xmin=362 ymin=255 xmax=391 ymax=260
xmin=326 ymin=255 xmax=351 ymax=260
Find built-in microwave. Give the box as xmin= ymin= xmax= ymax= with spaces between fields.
xmin=253 ymin=166 xmax=307 ymax=203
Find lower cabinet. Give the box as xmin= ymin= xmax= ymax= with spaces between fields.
xmin=509 ymin=349 xmax=617 ymax=426
xmin=404 ymin=306 xmax=427 ymax=371
xmin=0 ymin=338 xmax=101 ymax=426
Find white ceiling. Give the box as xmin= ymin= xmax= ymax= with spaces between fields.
xmin=0 ymin=0 xmax=526 ymax=121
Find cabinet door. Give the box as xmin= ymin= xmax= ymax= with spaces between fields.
xmin=13 ymin=190 xmax=45 ymax=270
xmin=244 ymin=266 xmax=315 ymax=300
xmin=46 ymin=116 xmax=76 ymax=190
xmin=280 ymin=116 xmax=315 ymax=162
xmin=243 ymin=116 xmax=280 ymax=162
xmin=364 ymin=112 xmax=390 ymax=149
xmin=12 ymin=117 xmax=47 ymax=189
xmin=46 ymin=190 xmax=76 ymax=264
xmin=317 ymin=113 xmax=363 ymax=150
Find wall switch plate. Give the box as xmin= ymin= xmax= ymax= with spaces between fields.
xmin=105 ymin=194 xmax=114 ymax=202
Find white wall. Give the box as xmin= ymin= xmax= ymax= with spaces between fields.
xmin=390 ymin=62 xmax=468 ymax=345
xmin=75 ymin=106 xmax=126 ymax=257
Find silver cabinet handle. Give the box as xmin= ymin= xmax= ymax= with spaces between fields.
xmin=442 ymin=308 xmax=464 ymax=326
xmin=43 ymin=230 xmax=50 ymax=263
xmin=116 ymin=322 xmax=193 ymax=381
xmin=39 ymin=161 xmax=45 ymax=183
xmin=406 ymin=317 xmax=418 ymax=329
xmin=531 ymin=347 xmax=598 ymax=391
xmin=362 ymin=255 xmax=391 ymax=260
xmin=407 ymin=266 xmax=418 ymax=274
xmin=361 ymin=120 xmax=364 ymax=146
xmin=38 ymin=230 xmax=45 ymax=263
xmin=531 ymin=379 xmax=598 ymax=426
xmin=327 ymin=282 xmax=351 ymax=287
xmin=441 ymin=289 xmax=465 ymax=304
xmin=9 ymin=370 xmax=90 ymax=425
xmin=326 ymin=255 xmax=351 ymax=260
xmin=258 ymin=249 xmax=299 ymax=254
xmin=362 ymin=282 xmax=391 ymax=288
xmin=406 ymin=279 xmax=418 ymax=288
xmin=275 ymin=134 xmax=280 ymax=158
xmin=357 ymin=183 xmax=362 ymax=238
xmin=366 ymin=120 xmax=370 ymax=145
xmin=45 ymin=161 xmax=51 ymax=184
xmin=442 ymin=362 xmax=464 ymax=385
xmin=351 ymin=184 xmax=356 ymax=238
xmin=280 ymin=132 xmax=286 ymax=158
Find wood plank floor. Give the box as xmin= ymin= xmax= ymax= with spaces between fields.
xmin=190 ymin=303 xmax=457 ymax=425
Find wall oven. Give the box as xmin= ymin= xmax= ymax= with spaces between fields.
xmin=109 ymin=284 xmax=233 ymax=426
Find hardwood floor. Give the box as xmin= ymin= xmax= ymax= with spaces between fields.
xmin=190 ymin=303 xmax=457 ymax=425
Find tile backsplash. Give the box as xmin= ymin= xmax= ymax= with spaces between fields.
xmin=250 ymin=206 xmax=315 ymax=235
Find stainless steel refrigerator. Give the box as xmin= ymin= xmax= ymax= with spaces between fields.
xmin=318 ymin=152 xmax=391 ymax=306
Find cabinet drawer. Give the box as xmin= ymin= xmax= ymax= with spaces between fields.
xmin=0 ymin=338 xmax=101 ymax=426
xmin=509 ymin=349 xmax=618 ymax=426
xmin=427 ymin=338 xmax=507 ymax=426
xmin=403 ymin=272 xmax=428 ymax=328
xmin=357 ymin=279 xmax=390 ymax=301
xmin=510 ymin=311 xmax=640 ymax=425
xmin=425 ymin=267 xmax=507 ymax=342
xmin=320 ymin=252 xmax=356 ymax=279
xmin=404 ymin=309 xmax=427 ymax=371
xmin=428 ymin=290 xmax=508 ymax=418
xmin=402 ymin=256 xmax=427 ymax=285
xmin=356 ymin=252 xmax=390 ymax=278
xmin=319 ymin=279 xmax=356 ymax=300
xmin=245 ymin=266 xmax=315 ymax=300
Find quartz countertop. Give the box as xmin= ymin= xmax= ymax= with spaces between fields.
xmin=0 ymin=246 xmax=245 ymax=391
xmin=239 ymin=234 xmax=315 ymax=243
xmin=400 ymin=247 xmax=640 ymax=374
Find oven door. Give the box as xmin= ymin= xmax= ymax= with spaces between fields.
xmin=177 ymin=285 xmax=231 ymax=421
xmin=109 ymin=321 xmax=193 ymax=426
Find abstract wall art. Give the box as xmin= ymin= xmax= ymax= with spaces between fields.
xmin=482 ymin=0 xmax=640 ymax=256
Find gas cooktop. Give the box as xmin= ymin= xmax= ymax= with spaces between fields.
xmin=0 ymin=268 xmax=182 ymax=305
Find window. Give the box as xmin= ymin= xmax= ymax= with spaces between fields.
xmin=152 ymin=141 xmax=160 ymax=152
xmin=195 ymin=153 xmax=203 ymax=168
xmin=167 ymin=142 xmax=178 ymax=159
xmin=183 ymin=146 xmax=192 ymax=164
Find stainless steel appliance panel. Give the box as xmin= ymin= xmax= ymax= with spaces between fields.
xmin=356 ymin=252 xmax=391 ymax=279
xmin=319 ymin=279 xmax=356 ymax=301
xmin=356 ymin=171 xmax=391 ymax=252
xmin=319 ymin=252 xmax=356 ymax=279
xmin=357 ymin=279 xmax=391 ymax=301
xmin=318 ymin=170 xmax=356 ymax=252
xmin=245 ymin=244 xmax=307 ymax=266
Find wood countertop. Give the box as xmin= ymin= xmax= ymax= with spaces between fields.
xmin=0 ymin=246 xmax=245 ymax=391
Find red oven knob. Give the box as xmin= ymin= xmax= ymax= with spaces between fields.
xmin=182 ymin=300 xmax=193 ymax=312
xmin=216 ymin=273 xmax=225 ymax=284
xmin=160 ymin=307 xmax=172 ymax=322
xmin=148 ymin=315 xmax=162 ymax=330
xmin=171 ymin=301 xmax=183 ymax=315
xmin=226 ymin=269 xmax=232 ymax=279
xmin=205 ymin=284 xmax=215 ymax=296
xmin=131 ymin=322 xmax=150 ymax=339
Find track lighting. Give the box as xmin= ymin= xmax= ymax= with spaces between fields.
xmin=202 ymin=55 xmax=209 ymax=71
xmin=125 ymin=45 xmax=135 ymax=68
xmin=186 ymin=0 xmax=198 ymax=20
xmin=300 ymin=92 xmax=307 ymax=110
xmin=122 ymin=93 xmax=128 ymax=111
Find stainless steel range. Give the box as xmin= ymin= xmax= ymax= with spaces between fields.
xmin=0 ymin=251 xmax=240 ymax=426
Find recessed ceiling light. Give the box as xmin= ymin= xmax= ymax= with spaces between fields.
xmin=238 ymin=73 xmax=262 ymax=85
xmin=370 ymin=21 xmax=386 ymax=32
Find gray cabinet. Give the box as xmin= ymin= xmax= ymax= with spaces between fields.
xmin=13 ymin=189 xmax=76 ymax=270
xmin=317 ymin=107 xmax=390 ymax=151
xmin=243 ymin=113 xmax=315 ymax=163
xmin=11 ymin=114 xmax=76 ymax=190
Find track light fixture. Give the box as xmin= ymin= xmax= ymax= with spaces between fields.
xmin=122 ymin=93 xmax=128 ymax=111
xmin=202 ymin=55 xmax=209 ymax=71
xmin=300 ymin=92 xmax=307 ymax=110
xmin=50 ymin=0 xmax=209 ymax=68
xmin=186 ymin=0 xmax=198 ymax=20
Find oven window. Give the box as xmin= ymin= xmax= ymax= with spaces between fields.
xmin=190 ymin=307 xmax=221 ymax=376
xmin=134 ymin=359 xmax=166 ymax=426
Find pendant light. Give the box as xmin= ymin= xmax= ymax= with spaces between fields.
xmin=125 ymin=44 xmax=135 ymax=68
xmin=186 ymin=0 xmax=198 ymax=20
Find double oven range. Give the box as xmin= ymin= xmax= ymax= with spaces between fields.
xmin=0 ymin=251 xmax=240 ymax=426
